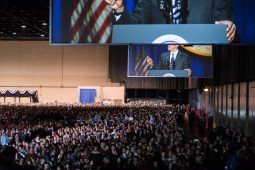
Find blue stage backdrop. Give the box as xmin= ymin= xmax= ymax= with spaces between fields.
xmin=233 ymin=0 xmax=255 ymax=43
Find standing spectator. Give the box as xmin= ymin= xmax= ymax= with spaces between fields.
xmin=1 ymin=131 xmax=10 ymax=148
xmin=199 ymin=114 xmax=206 ymax=136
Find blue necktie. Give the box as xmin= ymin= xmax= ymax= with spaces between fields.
xmin=170 ymin=53 xmax=175 ymax=70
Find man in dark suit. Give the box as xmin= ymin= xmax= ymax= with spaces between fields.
xmin=105 ymin=0 xmax=237 ymax=42
xmin=147 ymin=45 xmax=192 ymax=76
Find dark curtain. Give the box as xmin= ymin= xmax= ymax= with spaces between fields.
xmin=213 ymin=45 xmax=255 ymax=85
xmin=108 ymin=45 xmax=127 ymax=82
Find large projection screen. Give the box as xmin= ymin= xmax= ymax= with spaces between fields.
xmin=50 ymin=0 xmax=254 ymax=45
xmin=128 ymin=45 xmax=213 ymax=78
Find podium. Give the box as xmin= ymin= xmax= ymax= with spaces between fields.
xmin=149 ymin=70 xmax=189 ymax=77
xmin=112 ymin=24 xmax=228 ymax=44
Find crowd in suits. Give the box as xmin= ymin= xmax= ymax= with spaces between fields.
xmin=0 ymin=103 xmax=254 ymax=170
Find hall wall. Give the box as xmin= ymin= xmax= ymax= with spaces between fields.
xmin=0 ymin=41 xmax=123 ymax=103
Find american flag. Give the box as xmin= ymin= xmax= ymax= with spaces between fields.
xmin=134 ymin=46 xmax=151 ymax=76
xmin=70 ymin=0 xmax=112 ymax=43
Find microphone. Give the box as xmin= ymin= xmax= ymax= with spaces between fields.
xmin=170 ymin=54 xmax=175 ymax=70
xmin=159 ymin=0 xmax=185 ymax=24
xmin=166 ymin=57 xmax=170 ymax=68
xmin=175 ymin=0 xmax=182 ymax=24
xmin=159 ymin=0 xmax=166 ymax=10
xmin=177 ymin=0 xmax=182 ymax=9
xmin=159 ymin=0 xmax=173 ymax=24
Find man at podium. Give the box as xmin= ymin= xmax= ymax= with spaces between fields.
xmin=105 ymin=0 xmax=237 ymax=42
xmin=147 ymin=45 xmax=192 ymax=77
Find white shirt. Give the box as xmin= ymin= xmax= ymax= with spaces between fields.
xmin=170 ymin=50 xmax=178 ymax=61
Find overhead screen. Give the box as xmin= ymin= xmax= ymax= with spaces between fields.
xmin=128 ymin=45 xmax=213 ymax=78
xmin=50 ymin=0 xmax=255 ymax=45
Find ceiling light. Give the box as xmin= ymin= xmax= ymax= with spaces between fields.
xmin=204 ymin=87 xmax=209 ymax=92
xmin=21 ymin=25 xmax=26 ymax=28
xmin=13 ymin=32 xmax=17 ymax=35
xmin=40 ymin=34 xmax=45 ymax=37
xmin=42 ymin=22 xmax=47 ymax=26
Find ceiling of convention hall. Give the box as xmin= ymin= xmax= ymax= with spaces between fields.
xmin=0 ymin=0 xmax=49 ymax=40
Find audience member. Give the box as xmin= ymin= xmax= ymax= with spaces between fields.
xmin=0 ymin=102 xmax=254 ymax=170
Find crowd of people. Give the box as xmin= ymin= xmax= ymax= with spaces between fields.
xmin=0 ymin=102 xmax=254 ymax=170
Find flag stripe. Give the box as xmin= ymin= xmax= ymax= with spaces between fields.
xmin=93 ymin=10 xmax=112 ymax=42
xmin=135 ymin=56 xmax=150 ymax=76
xmin=71 ymin=0 xmax=89 ymax=38
xmin=79 ymin=2 xmax=111 ymax=42
xmin=71 ymin=0 xmax=93 ymax=33
xmin=80 ymin=1 xmax=104 ymax=42
xmin=70 ymin=0 xmax=112 ymax=43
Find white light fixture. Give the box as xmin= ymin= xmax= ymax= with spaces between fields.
xmin=13 ymin=32 xmax=17 ymax=35
xmin=204 ymin=87 xmax=209 ymax=92
xmin=21 ymin=25 xmax=26 ymax=28
xmin=42 ymin=22 xmax=47 ymax=26
xmin=40 ymin=34 xmax=45 ymax=37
